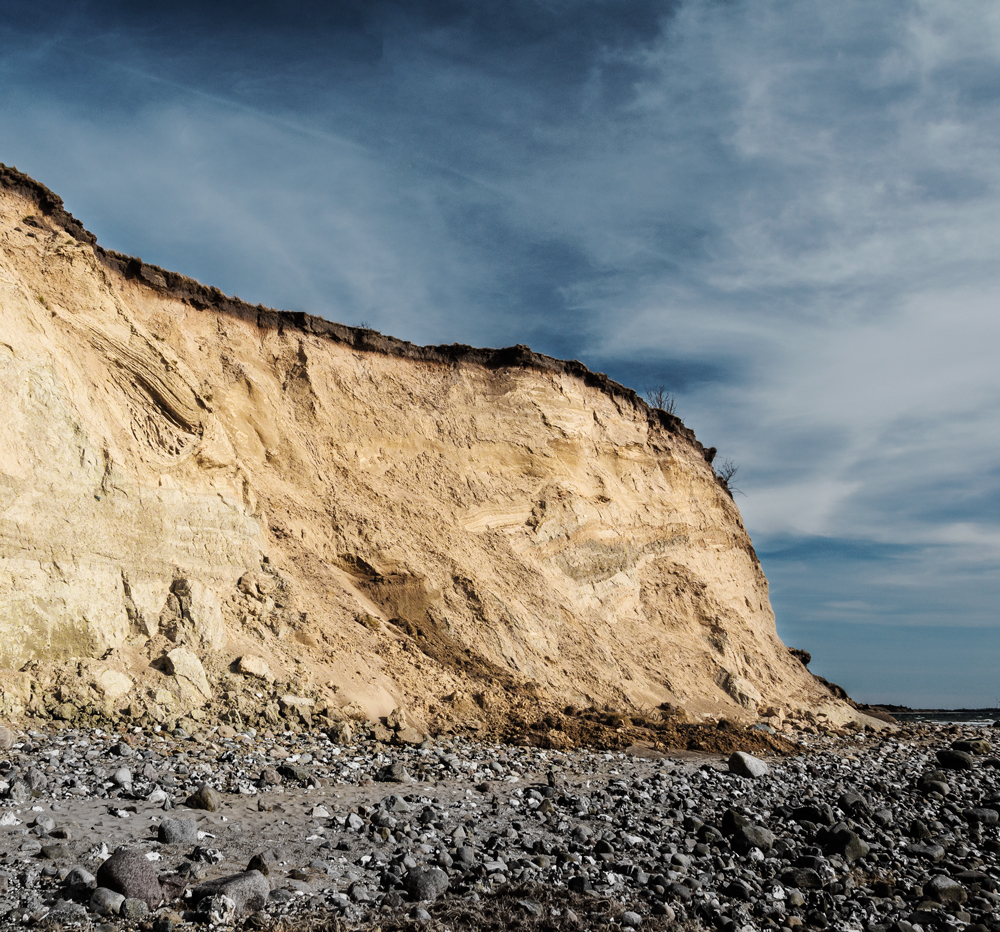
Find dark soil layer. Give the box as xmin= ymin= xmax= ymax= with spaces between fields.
xmin=265 ymin=883 xmax=700 ymax=932
xmin=462 ymin=700 xmax=799 ymax=756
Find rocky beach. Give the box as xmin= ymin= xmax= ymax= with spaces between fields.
xmin=0 ymin=718 xmax=998 ymax=932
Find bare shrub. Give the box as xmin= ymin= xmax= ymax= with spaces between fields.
xmin=644 ymin=385 xmax=677 ymax=415
xmin=716 ymin=458 xmax=743 ymax=496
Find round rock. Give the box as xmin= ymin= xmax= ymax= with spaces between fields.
xmin=405 ymin=866 xmax=450 ymax=902
xmin=95 ymin=849 xmax=163 ymax=909
xmin=936 ymin=748 xmax=974 ymax=770
xmin=90 ymin=887 xmax=126 ymax=916
xmin=159 ymin=817 xmax=199 ymax=845
xmin=185 ymin=783 xmax=222 ymax=812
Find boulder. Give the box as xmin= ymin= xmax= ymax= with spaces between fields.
xmin=158 ymin=817 xmax=199 ymax=845
xmin=924 ymin=874 xmax=967 ymax=905
xmin=185 ymin=783 xmax=222 ymax=812
xmin=164 ymin=648 xmax=212 ymax=703
xmin=95 ymin=669 xmax=134 ymax=704
xmin=823 ymin=826 xmax=869 ymax=863
xmin=94 ymin=849 xmax=162 ymax=909
xmin=189 ymin=870 xmax=270 ymax=918
xmin=936 ymin=748 xmax=974 ymax=771
xmin=90 ymin=888 xmax=125 ymax=916
xmin=405 ymin=866 xmax=450 ymax=901
xmin=236 ymin=655 xmax=273 ymax=682
xmin=729 ymin=751 xmax=769 ymax=778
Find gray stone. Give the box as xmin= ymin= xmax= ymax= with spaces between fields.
xmin=837 ymin=790 xmax=870 ymax=816
xmin=453 ymin=847 xmax=476 ymax=868
xmin=622 ymin=911 xmax=642 ymax=928
xmin=112 ymin=767 xmax=132 ymax=787
xmin=378 ymin=761 xmax=411 ymax=783
xmin=159 ymin=817 xmax=199 ymax=845
xmin=0 ymin=725 xmax=14 ymax=750
xmin=405 ymin=866 xmax=450 ymax=902
xmin=936 ymin=748 xmax=974 ymax=770
xmin=95 ymin=849 xmax=163 ymax=909
xmin=728 ymin=751 xmax=769 ymax=778
xmin=258 ymin=767 xmax=282 ymax=786
xmin=64 ymin=866 xmax=96 ymax=893
xmin=792 ymin=803 xmax=835 ymax=826
xmin=780 ymin=868 xmax=823 ymax=890
xmin=90 ymin=887 xmax=126 ymax=916
xmin=346 ymin=812 xmax=365 ymax=832
xmin=20 ymin=838 xmax=42 ymax=856
xmin=185 ymin=783 xmax=222 ymax=811
xmin=924 ymin=875 xmax=967 ymax=905
xmin=46 ymin=899 xmax=88 ymax=922
xmin=121 ymin=897 xmax=150 ymax=920
xmin=824 ymin=827 xmax=870 ymax=863
xmin=189 ymin=870 xmax=270 ymax=919
xmin=963 ymin=807 xmax=999 ymax=824
xmin=904 ymin=842 xmax=946 ymax=862
xmin=277 ymin=763 xmax=311 ymax=784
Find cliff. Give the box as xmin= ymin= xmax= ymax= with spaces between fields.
xmin=0 ymin=165 xmax=866 ymax=742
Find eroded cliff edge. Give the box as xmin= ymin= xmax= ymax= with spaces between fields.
xmin=0 ymin=165 xmax=869 ymax=742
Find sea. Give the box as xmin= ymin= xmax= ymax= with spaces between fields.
xmin=892 ymin=709 xmax=1000 ymax=726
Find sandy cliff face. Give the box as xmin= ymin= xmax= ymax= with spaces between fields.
xmin=0 ymin=166 xmax=856 ymax=736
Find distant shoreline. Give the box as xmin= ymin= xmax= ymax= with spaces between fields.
xmin=867 ymin=704 xmax=1000 ymax=715
xmin=864 ymin=705 xmax=1000 ymax=723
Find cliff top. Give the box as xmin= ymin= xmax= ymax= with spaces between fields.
xmin=0 ymin=162 xmax=710 ymax=461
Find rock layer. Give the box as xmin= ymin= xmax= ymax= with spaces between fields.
xmin=0 ymin=165 xmax=862 ymax=731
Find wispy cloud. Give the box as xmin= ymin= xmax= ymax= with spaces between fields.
xmin=3 ymin=0 xmax=1000 ymax=704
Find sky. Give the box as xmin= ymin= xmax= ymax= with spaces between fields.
xmin=3 ymin=0 xmax=1000 ymax=707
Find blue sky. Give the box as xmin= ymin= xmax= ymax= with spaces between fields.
xmin=3 ymin=1 xmax=999 ymax=707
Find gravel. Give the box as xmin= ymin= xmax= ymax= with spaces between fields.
xmin=0 ymin=719 xmax=998 ymax=930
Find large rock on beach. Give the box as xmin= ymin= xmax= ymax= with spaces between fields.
xmin=164 ymin=648 xmax=212 ymax=703
xmin=936 ymin=748 xmax=974 ymax=770
xmin=94 ymin=849 xmax=162 ymax=909
xmin=405 ymin=866 xmax=450 ymax=901
xmin=189 ymin=871 xmax=269 ymax=918
xmin=159 ymin=817 xmax=199 ymax=844
xmin=924 ymin=874 xmax=967 ymax=905
xmin=186 ymin=783 xmax=222 ymax=811
xmin=728 ymin=751 xmax=769 ymax=778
